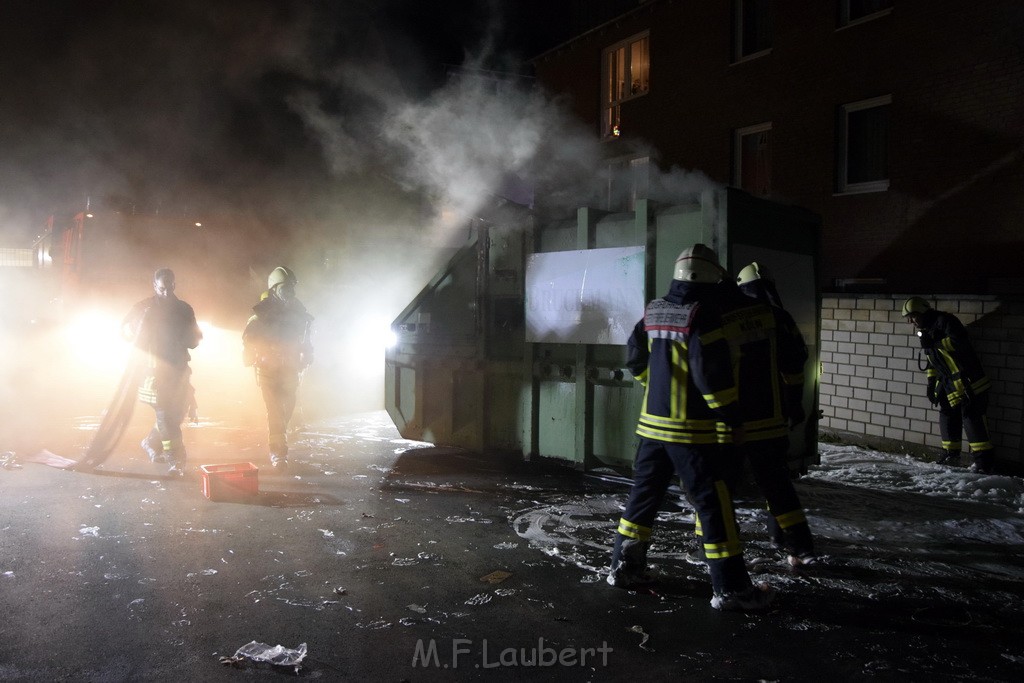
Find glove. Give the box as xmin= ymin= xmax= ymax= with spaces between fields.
xmin=926 ymin=378 xmax=938 ymax=406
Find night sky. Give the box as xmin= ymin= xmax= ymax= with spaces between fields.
xmin=0 ymin=0 xmax=574 ymax=244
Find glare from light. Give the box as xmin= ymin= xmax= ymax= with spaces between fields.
xmin=384 ymin=323 xmax=398 ymax=350
xmin=64 ymin=308 xmax=129 ymax=371
xmin=341 ymin=316 xmax=397 ymax=377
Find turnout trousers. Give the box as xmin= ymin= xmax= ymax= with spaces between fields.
xmin=737 ymin=438 xmax=814 ymax=557
xmin=938 ymin=392 xmax=993 ymax=454
xmin=612 ymin=438 xmax=753 ymax=595
xmin=258 ymin=368 xmax=301 ymax=459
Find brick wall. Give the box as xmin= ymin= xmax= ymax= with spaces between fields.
xmin=532 ymin=0 xmax=1024 ymax=295
xmin=818 ymin=294 xmax=1024 ymax=469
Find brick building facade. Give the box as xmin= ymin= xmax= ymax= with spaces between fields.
xmin=530 ymin=1 xmax=1024 ymax=468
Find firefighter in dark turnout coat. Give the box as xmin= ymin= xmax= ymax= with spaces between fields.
xmin=243 ymin=266 xmax=313 ymax=469
xmin=122 ymin=268 xmax=202 ymax=475
xmin=731 ymin=261 xmax=817 ymax=565
xmin=902 ymin=297 xmax=994 ymax=473
xmin=608 ymin=244 xmax=774 ymax=611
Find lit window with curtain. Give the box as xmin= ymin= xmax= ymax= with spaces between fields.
xmin=602 ymin=32 xmax=650 ymax=137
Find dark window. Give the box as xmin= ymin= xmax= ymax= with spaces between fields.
xmin=838 ymin=96 xmax=891 ymax=193
xmin=734 ymin=124 xmax=772 ymax=196
xmin=735 ymin=0 xmax=773 ymax=60
xmin=839 ymin=0 xmax=893 ymax=27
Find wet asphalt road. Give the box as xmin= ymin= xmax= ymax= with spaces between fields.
xmin=1 ymin=411 xmax=1023 ymax=682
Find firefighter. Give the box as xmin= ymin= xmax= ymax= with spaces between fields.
xmin=122 ymin=268 xmax=202 ymax=476
xmin=731 ymin=261 xmax=818 ymax=566
xmin=901 ymin=297 xmax=994 ymax=473
xmin=243 ymin=266 xmax=313 ymax=469
xmin=607 ymin=244 xmax=775 ymax=611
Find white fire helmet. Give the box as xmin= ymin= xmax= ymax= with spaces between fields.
xmin=673 ymin=244 xmax=724 ymax=283
xmin=736 ymin=261 xmax=773 ymax=285
xmin=268 ymin=266 xmax=297 ymax=291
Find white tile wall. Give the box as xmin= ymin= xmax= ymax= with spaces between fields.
xmin=818 ymin=295 xmax=1023 ymax=467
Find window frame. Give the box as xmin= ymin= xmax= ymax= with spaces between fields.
xmin=732 ymin=0 xmax=773 ymax=64
xmin=837 ymin=0 xmax=893 ymax=30
xmin=605 ymin=155 xmax=650 ymax=211
xmin=836 ymin=94 xmax=892 ymax=195
xmin=733 ymin=122 xmax=773 ymax=197
xmin=601 ymin=31 xmax=650 ymax=138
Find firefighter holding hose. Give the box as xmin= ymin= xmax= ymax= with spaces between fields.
xmin=122 ymin=268 xmax=202 ymax=476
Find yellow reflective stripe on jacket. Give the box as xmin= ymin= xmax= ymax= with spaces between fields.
xmin=971 ymin=376 xmax=991 ymax=393
xmin=636 ymin=413 xmax=721 ymax=444
xmin=138 ymin=376 xmax=157 ymax=406
xmin=704 ymin=385 xmax=738 ymax=409
xmin=700 ymin=327 xmax=726 ymax=345
xmin=671 ymin=342 xmax=688 ymax=423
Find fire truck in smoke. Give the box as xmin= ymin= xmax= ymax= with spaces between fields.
xmin=33 ymin=207 xmax=237 ymax=320
xmin=19 ymin=206 xmax=259 ymax=408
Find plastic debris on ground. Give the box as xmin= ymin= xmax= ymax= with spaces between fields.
xmin=629 ymin=625 xmax=654 ymax=652
xmin=1 ymin=451 xmax=23 ymax=469
xmin=25 ymin=450 xmax=78 ymax=469
xmin=479 ymin=570 xmax=512 ymax=584
xmin=223 ymin=641 xmax=308 ymax=672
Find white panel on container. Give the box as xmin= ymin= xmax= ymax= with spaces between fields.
xmin=525 ymin=246 xmax=645 ymax=345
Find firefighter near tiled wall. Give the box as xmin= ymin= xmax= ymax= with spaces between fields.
xmin=818 ymin=294 xmax=1024 ymax=472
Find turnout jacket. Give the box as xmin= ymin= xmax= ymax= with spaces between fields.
xmin=722 ymin=282 xmax=808 ymax=441
xmin=122 ymin=294 xmax=202 ymax=407
xmin=122 ymin=295 xmax=202 ymax=369
xmin=627 ymin=280 xmax=742 ymax=444
xmin=915 ymin=309 xmax=990 ymax=407
xmin=243 ymin=292 xmax=314 ymax=375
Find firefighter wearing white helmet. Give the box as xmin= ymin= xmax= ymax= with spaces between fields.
xmin=243 ymin=266 xmax=314 ymax=469
xmin=729 ymin=261 xmax=817 ymax=566
xmin=673 ymin=243 xmax=725 ymax=283
xmin=901 ymin=297 xmax=994 ymax=472
xmin=268 ymin=266 xmax=297 ymax=291
xmin=609 ymin=244 xmax=775 ymax=611
xmin=736 ymin=261 xmax=785 ymax=309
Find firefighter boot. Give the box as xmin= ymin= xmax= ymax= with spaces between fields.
xmin=165 ymin=442 xmax=187 ymax=477
xmin=607 ymin=538 xmax=656 ymax=588
xmin=970 ymin=451 xmax=994 ymax=475
xmin=270 ymin=435 xmax=288 ymax=469
xmin=141 ymin=430 xmax=165 ymax=463
xmin=936 ymin=450 xmax=961 ymax=466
